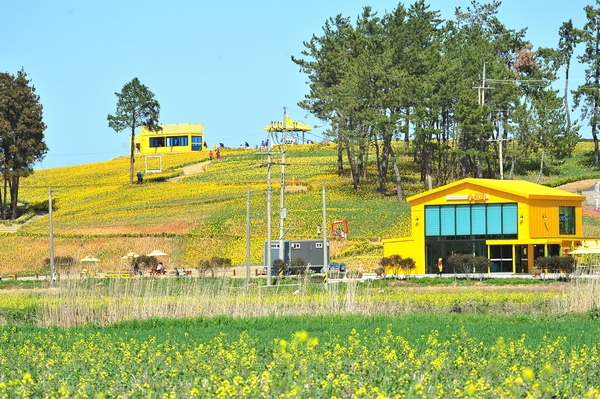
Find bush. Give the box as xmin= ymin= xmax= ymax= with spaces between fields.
xmin=534 ymin=256 xmax=553 ymax=270
xmin=535 ymin=256 xmax=575 ymax=273
xmin=379 ymin=255 xmax=416 ymax=277
xmin=198 ymin=259 xmax=211 ymax=270
xmin=133 ymin=255 xmax=157 ymax=270
xmin=447 ymin=254 xmax=491 ymax=276
xmin=210 ymin=256 xmax=232 ymax=268
xmin=43 ymin=256 xmax=75 ymax=272
xmin=289 ymin=258 xmax=307 ymax=275
xmin=558 ymin=256 xmax=575 ymax=273
xmin=273 ymin=258 xmax=285 ymax=274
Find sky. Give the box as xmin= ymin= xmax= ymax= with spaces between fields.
xmin=0 ymin=0 xmax=595 ymax=170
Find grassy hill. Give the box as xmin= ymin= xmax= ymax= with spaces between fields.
xmin=2 ymin=141 xmax=600 ymax=276
xmin=1 ymin=144 xmax=415 ymax=275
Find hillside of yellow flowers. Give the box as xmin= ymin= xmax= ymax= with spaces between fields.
xmin=3 ymin=141 xmax=600 ymax=276
xmin=0 ymin=144 xmax=421 ymax=275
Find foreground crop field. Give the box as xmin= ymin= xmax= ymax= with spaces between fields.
xmin=2 ymin=277 xmax=600 ymax=397
xmin=1 ymin=313 xmax=600 ymax=398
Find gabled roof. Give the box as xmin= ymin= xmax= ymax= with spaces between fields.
xmin=407 ymin=178 xmax=586 ymax=204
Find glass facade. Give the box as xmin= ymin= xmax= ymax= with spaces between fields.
xmin=425 ymin=203 xmax=518 ymax=273
xmin=425 ymin=203 xmax=517 ymax=239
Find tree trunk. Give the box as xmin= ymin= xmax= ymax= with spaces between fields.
xmin=376 ymin=139 xmax=392 ymax=194
xmin=535 ymin=150 xmax=545 ymax=184
xmin=0 ymin=175 xmax=6 ymax=220
xmin=337 ymin=140 xmax=344 ymax=177
xmin=593 ymin=128 xmax=599 ymax=169
xmin=393 ymin=160 xmax=403 ymax=201
xmin=346 ymin=146 xmax=361 ymax=189
xmin=425 ymin=161 xmax=432 ymax=190
xmin=9 ymin=175 xmax=19 ymax=220
xmin=508 ymin=155 xmax=516 ymax=180
xmin=564 ymin=63 xmax=571 ymax=130
xmin=130 ymin=125 xmax=136 ymax=185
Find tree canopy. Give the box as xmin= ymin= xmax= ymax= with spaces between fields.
xmin=0 ymin=68 xmax=48 ymax=220
xmin=293 ymin=0 xmax=582 ymax=192
xmin=107 ymin=78 xmax=161 ymax=184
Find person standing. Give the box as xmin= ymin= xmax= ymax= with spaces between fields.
xmin=216 ymin=149 xmax=221 ymax=161
xmin=437 ymin=258 xmax=443 ymax=276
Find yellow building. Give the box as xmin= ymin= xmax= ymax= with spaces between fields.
xmin=382 ymin=178 xmax=589 ymax=274
xmin=137 ymin=123 xmax=205 ymax=154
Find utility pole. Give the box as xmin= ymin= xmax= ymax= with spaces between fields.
xmin=266 ymin=132 xmax=273 ymax=286
xmin=48 ymin=187 xmax=55 ymax=286
xmin=246 ymin=186 xmax=251 ymax=286
xmin=279 ymin=107 xmax=287 ymax=265
xmin=322 ymin=187 xmax=328 ymax=273
xmin=487 ymin=136 xmax=510 ymax=180
xmin=473 ymin=63 xmax=500 ymax=178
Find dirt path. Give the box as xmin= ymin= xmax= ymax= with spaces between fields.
xmin=556 ymin=179 xmax=600 ymax=217
xmin=167 ymin=160 xmax=211 ymax=182
xmin=556 ymin=179 xmax=598 ymax=193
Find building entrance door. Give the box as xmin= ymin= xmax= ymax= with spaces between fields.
xmin=515 ymin=245 xmax=527 ymax=273
xmin=489 ymin=245 xmax=514 ymax=273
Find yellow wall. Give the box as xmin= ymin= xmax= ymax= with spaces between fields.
xmin=383 ymin=179 xmax=587 ymax=275
xmin=138 ymin=123 xmax=205 ymax=154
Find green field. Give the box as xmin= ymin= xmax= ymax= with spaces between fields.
xmin=1 ymin=312 xmax=600 ymax=398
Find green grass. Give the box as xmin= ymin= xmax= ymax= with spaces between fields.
xmin=2 ymin=313 xmax=600 ymax=397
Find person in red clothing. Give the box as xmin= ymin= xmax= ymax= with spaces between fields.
xmin=209 ymin=150 xmax=213 ymax=160
xmin=216 ymin=149 xmax=221 ymax=161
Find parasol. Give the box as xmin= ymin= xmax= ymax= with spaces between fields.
xmin=121 ymin=252 xmax=139 ymax=259
xmin=80 ymin=256 xmax=100 ymax=262
xmin=147 ymin=250 xmax=168 ymax=257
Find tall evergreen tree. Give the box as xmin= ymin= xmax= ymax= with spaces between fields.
xmin=0 ymin=69 xmax=48 ymax=220
xmin=107 ymin=78 xmax=161 ymax=184
xmin=574 ymin=2 xmax=600 ymax=168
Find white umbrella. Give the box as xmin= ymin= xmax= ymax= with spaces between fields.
xmin=80 ymin=256 xmax=100 ymax=262
xmin=121 ymin=252 xmax=139 ymax=259
xmin=147 ymin=250 xmax=168 ymax=257
xmin=573 ymin=246 xmax=600 ymax=254
xmin=570 ymin=248 xmax=589 ymax=255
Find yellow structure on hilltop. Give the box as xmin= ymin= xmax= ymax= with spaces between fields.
xmin=383 ymin=178 xmax=591 ymax=274
xmin=137 ymin=123 xmax=205 ymax=154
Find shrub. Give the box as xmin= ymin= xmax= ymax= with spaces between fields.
xmin=379 ymin=255 xmax=415 ymax=278
xmin=558 ymin=256 xmax=575 ymax=273
xmin=133 ymin=255 xmax=157 ymax=270
xmin=400 ymin=257 xmax=416 ymax=276
xmin=289 ymin=258 xmax=307 ymax=275
xmin=210 ymin=256 xmax=232 ymax=268
xmin=536 ymin=256 xmax=575 ymax=273
xmin=448 ymin=254 xmax=490 ymax=276
xmin=534 ymin=256 xmax=553 ymax=270
xmin=43 ymin=256 xmax=75 ymax=272
xmin=447 ymin=254 xmax=471 ymax=275
xmin=472 ymin=256 xmax=492 ymax=275
xmin=273 ymin=259 xmax=286 ymax=275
